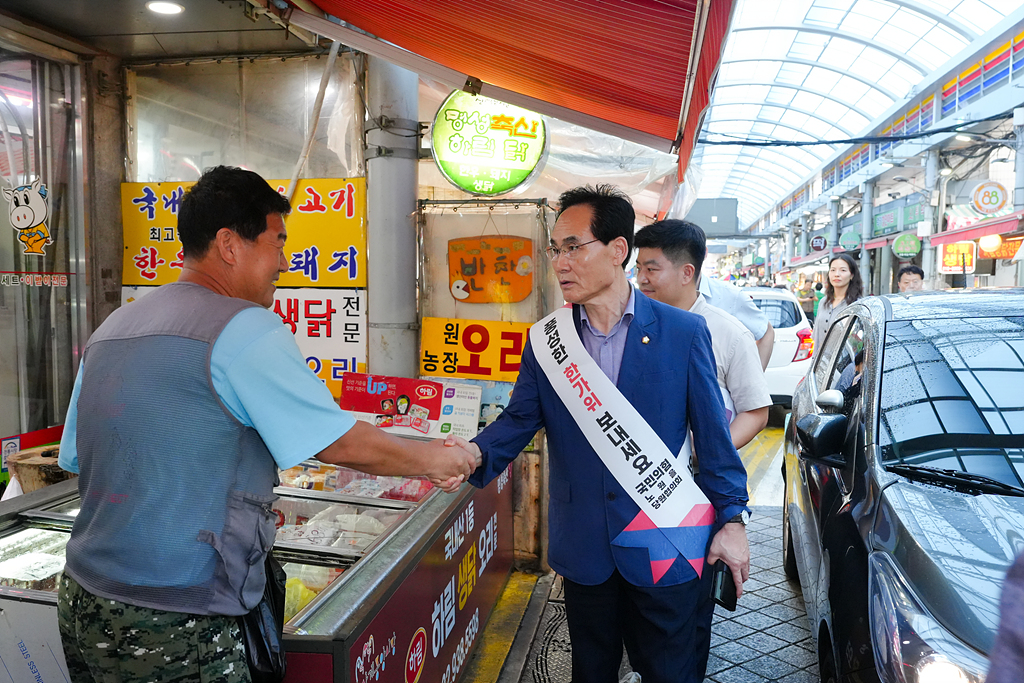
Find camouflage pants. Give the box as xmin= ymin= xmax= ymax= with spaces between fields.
xmin=57 ymin=573 xmax=252 ymax=683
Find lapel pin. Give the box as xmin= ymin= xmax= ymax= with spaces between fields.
xmin=642 ymin=336 xmax=650 ymax=344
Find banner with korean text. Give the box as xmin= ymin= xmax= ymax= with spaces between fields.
xmin=121 ymin=178 xmax=366 ymax=287
xmin=420 ymin=317 xmax=531 ymax=383
xmin=532 ymin=306 xmax=713 ymax=584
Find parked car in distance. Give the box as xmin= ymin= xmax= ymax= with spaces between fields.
xmin=783 ymin=289 xmax=1024 ymax=683
xmin=746 ymin=286 xmax=813 ymax=407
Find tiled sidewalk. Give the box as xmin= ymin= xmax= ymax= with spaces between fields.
xmin=515 ymin=505 xmax=818 ymax=683
xmin=705 ymin=505 xmax=818 ymax=683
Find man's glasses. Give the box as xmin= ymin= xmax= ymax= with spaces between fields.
xmin=545 ymin=239 xmax=601 ymax=261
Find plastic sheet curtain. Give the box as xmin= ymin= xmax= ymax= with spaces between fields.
xmin=129 ymin=53 xmax=364 ymax=182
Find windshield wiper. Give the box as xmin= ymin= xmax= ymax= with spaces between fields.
xmin=886 ymin=464 xmax=1024 ymax=497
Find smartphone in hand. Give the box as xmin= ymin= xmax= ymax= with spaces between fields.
xmin=711 ymin=560 xmax=738 ymax=611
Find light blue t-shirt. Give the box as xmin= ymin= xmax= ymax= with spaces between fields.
xmin=59 ymin=307 xmax=354 ymax=474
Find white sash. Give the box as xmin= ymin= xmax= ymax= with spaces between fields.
xmin=531 ymin=306 xmax=712 ymax=529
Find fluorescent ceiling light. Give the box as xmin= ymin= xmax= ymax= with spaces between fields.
xmin=146 ymin=1 xmax=184 ymax=14
xmin=955 ymin=134 xmax=972 ymax=142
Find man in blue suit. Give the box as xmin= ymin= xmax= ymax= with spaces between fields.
xmin=452 ymin=185 xmax=750 ymax=683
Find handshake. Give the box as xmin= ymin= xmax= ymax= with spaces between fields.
xmin=426 ymin=434 xmax=482 ymax=493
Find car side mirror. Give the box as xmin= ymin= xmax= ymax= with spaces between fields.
xmin=815 ymin=389 xmax=845 ymax=412
xmin=796 ymin=412 xmax=848 ymax=466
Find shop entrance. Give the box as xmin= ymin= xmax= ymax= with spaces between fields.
xmin=0 ymin=50 xmax=86 ymax=445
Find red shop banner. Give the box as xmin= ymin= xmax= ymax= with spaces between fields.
xmin=348 ymin=465 xmax=514 ymax=683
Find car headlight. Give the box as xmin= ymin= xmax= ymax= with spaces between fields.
xmin=869 ymin=552 xmax=988 ymax=683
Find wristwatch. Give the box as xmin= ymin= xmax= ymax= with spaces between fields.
xmin=726 ymin=511 xmax=751 ymax=526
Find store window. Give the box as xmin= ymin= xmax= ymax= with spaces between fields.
xmin=0 ymin=50 xmax=86 ymax=442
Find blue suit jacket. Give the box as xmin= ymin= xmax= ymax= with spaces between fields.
xmin=468 ymin=289 xmax=749 ymax=587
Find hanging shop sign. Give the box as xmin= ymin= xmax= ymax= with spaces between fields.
xmin=873 ymin=209 xmax=898 ymax=237
xmin=892 ymin=234 xmax=921 ymax=259
xmin=448 ymin=236 xmax=533 ymax=303
xmin=420 ymin=317 xmax=532 ymax=383
xmin=979 ymin=236 xmax=1022 ymax=260
xmin=939 ymin=241 xmax=977 ymax=275
xmin=971 ymin=181 xmax=1009 ymax=215
xmin=839 ymin=230 xmax=862 ymax=250
xmin=431 ymin=90 xmax=548 ymax=196
xmin=121 ymin=178 xmax=367 ymax=287
xmin=903 ymin=202 xmax=926 ymax=226
xmin=810 ymin=235 xmax=828 ymax=251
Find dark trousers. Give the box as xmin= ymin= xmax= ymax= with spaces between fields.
xmin=563 ymin=565 xmax=715 ymax=683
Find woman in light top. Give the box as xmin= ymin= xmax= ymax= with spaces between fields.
xmin=812 ymin=253 xmax=863 ymax=351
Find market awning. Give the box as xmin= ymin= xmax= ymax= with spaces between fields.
xmin=930 ymin=210 xmax=1024 ymax=247
xmin=864 ymin=237 xmax=888 ymax=250
xmin=787 ymin=252 xmax=828 ymax=268
xmin=291 ymin=0 xmax=735 ymax=171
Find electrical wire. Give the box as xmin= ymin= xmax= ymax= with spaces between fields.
xmin=696 ymin=109 xmax=1014 ymax=147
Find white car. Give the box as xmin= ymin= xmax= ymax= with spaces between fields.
xmin=745 ymin=287 xmax=813 ymax=407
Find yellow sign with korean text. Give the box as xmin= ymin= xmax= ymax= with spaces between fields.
xmin=939 ymin=241 xmax=977 ymax=274
xmin=420 ymin=317 xmax=532 ymax=383
xmin=448 ymin=236 xmax=533 ymax=303
xmin=121 ymin=178 xmax=367 ymax=287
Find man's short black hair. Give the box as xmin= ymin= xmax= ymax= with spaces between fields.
xmin=178 ymin=166 xmax=292 ymax=259
xmin=557 ymin=185 xmax=634 ymax=270
xmin=634 ymin=219 xmax=707 ymax=273
xmin=897 ymin=264 xmax=924 ymax=281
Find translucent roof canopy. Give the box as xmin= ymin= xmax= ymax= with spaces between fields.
xmin=693 ymin=0 xmax=1022 ymax=229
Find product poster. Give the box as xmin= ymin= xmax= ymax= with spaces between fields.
xmin=121 ymin=178 xmax=367 ymax=288
xmin=338 ymin=374 xmax=481 ymax=441
xmin=420 ymin=317 xmax=531 ymax=383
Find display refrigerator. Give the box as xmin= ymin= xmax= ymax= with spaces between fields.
xmin=0 ymin=458 xmax=514 ymax=683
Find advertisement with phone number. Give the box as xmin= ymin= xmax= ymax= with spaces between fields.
xmin=348 ymin=464 xmax=514 ymax=683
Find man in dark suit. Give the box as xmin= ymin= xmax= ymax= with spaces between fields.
xmin=452 ymin=185 xmax=750 ymax=683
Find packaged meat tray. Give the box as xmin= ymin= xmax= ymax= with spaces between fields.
xmin=0 ymin=528 xmax=69 ymax=592
xmin=272 ymin=499 xmax=404 ymax=554
xmin=278 ymin=462 xmax=434 ymax=502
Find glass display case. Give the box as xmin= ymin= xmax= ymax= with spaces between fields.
xmin=278 ymin=461 xmax=434 ymax=503
xmin=0 ymin=527 xmax=68 ymax=592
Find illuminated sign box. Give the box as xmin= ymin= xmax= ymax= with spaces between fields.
xmin=431 ymin=90 xmax=548 ymax=196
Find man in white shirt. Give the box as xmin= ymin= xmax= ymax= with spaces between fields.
xmin=698 ymin=274 xmax=775 ymax=370
xmin=635 ymin=219 xmax=771 ymax=450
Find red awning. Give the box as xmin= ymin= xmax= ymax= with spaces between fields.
xmin=864 ymin=237 xmax=888 ymax=249
xmin=295 ymin=0 xmax=734 ymax=169
xmin=930 ymin=210 xmax=1024 ymax=247
xmin=788 ymin=252 xmax=828 ymax=268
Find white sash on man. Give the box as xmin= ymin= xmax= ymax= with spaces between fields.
xmin=531 ymin=306 xmax=715 ymax=583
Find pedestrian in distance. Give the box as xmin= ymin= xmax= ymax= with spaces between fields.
xmin=897 ymin=264 xmax=924 ymax=293
xmin=812 ymin=253 xmax=863 ymax=351
xmin=795 ymin=275 xmax=816 ymax=324
xmin=448 ymin=185 xmax=750 ymax=683
xmin=56 ymin=166 xmax=477 ymax=683
xmin=813 ymin=281 xmax=825 ymax=317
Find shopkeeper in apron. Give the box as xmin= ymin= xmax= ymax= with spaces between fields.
xmin=449 ymin=185 xmax=750 ymax=683
xmin=56 ymin=166 xmax=478 ymax=683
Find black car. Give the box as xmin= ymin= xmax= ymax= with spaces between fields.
xmin=784 ymin=289 xmax=1024 ymax=683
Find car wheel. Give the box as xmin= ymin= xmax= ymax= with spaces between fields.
xmin=818 ymin=627 xmax=839 ymax=683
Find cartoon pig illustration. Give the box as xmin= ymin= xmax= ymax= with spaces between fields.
xmin=3 ymin=177 xmax=51 ymax=256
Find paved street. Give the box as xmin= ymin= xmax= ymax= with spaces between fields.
xmin=515 ymin=410 xmax=820 ymax=683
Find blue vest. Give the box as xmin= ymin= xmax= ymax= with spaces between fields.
xmin=66 ymin=282 xmax=278 ymax=616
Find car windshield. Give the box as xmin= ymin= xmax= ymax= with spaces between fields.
xmin=879 ymin=317 xmax=1024 ymax=488
xmin=752 ymin=296 xmax=800 ymax=329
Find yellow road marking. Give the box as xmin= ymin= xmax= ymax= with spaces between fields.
xmin=740 ymin=427 xmax=784 ymax=496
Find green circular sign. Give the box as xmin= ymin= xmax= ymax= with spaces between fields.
xmin=892 ymin=233 xmax=921 ymax=259
xmin=431 ymin=90 xmax=548 ymax=196
xmin=839 ymin=230 xmax=861 ymax=250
